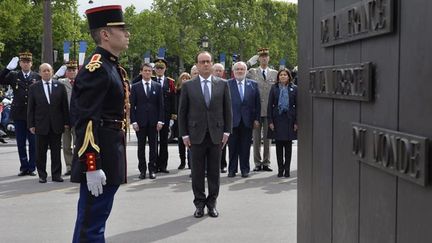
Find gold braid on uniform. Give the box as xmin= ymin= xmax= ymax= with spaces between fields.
xmin=118 ymin=65 xmax=131 ymax=140
xmin=78 ymin=121 xmax=100 ymax=157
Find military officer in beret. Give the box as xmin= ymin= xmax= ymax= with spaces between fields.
xmin=0 ymin=51 xmax=40 ymax=176
xmin=246 ymin=48 xmax=278 ymax=172
xmin=54 ymin=60 xmax=78 ymax=176
xmin=153 ymin=58 xmax=176 ymax=173
xmin=70 ymin=5 xmax=130 ymax=242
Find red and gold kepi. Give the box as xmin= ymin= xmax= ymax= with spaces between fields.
xmin=65 ymin=60 xmax=78 ymax=69
xmin=257 ymin=47 xmax=269 ymax=56
xmin=19 ymin=51 xmax=32 ymax=61
xmin=85 ymin=5 xmax=125 ymax=30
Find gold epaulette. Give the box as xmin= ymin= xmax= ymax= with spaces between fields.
xmin=78 ymin=121 xmax=100 ymax=157
xmin=85 ymin=54 xmax=102 ymax=72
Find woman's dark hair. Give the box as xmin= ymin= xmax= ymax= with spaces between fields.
xmin=276 ymin=68 xmax=293 ymax=84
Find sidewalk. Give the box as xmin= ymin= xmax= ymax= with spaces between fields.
xmin=0 ymin=141 xmax=297 ymax=243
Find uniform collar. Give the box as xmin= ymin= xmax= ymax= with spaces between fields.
xmin=96 ymin=46 xmax=119 ymax=63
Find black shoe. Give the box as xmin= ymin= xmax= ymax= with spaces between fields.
xmin=0 ymin=138 xmax=7 ymax=143
xmin=262 ymin=166 xmax=273 ymax=172
xmin=241 ymin=173 xmax=249 ymax=178
xmin=208 ymin=207 xmax=219 ymax=218
xmin=228 ymin=173 xmax=235 ymax=178
xmin=28 ymin=171 xmax=37 ymax=176
xmin=139 ymin=173 xmax=146 ymax=180
xmin=284 ymin=171 xmax=290 ymax=178
xmin=253 ymin=166 xmax=262 ymax=172
xmin=64 ymin=170 xmax=71 ymax=176
xmin=159 ymin=169 xmax=170 ymax=173
xmin=39 ymin=178 xmax=47 ymax=183
xmin=221 ymin=167 xmax=227 ymax=173
xmin=149 ymin=172 xmax=156 ymax=179
xmin=52 ymin=177 xmax=64 ymax=182
xmin=277 ymin=171 xmax=284 ymax=177
xmin=194 ymin=208 xmax=204 ymax=218
xmin=18 ymin=171 xmax=28 ymax=176
xmin=178 ymin=164 xmax=185 ymax=170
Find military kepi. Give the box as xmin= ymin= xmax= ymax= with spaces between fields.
xmin=257 ymin=47 xmax=269 ymax=56
xmin=19 ymin=51 xmax=32 ymax=61
xmin=154 ymin=58 xmax=168 ymax=68
xmin=85 ymin=5 xmax=125 ymax=30
xmin=66 ymin=60 xmax=78 ymax=69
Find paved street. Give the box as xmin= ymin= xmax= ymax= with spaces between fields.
xmin=0 ymin=137 xmax=297 ymax=243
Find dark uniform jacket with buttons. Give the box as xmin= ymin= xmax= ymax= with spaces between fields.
xmin=152 ymin=76 xmax=176 ymax=123
xmin=70 ymin=46 xmax=129 ymax=185
xmin=0 ymin=69 xmax=41 ymax=121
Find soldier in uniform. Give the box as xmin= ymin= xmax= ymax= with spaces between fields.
xmin=152 ymin=58 xmax=176 ymax=173
xmin=70 ymin=5 xmax=130 ymax=242
xmin=0 ymin=52 xmax=40 ymax=176
xmin=246 ymin=48 xmax=278 ymax=172
xmin=54 ymin=60 xmax=78 ymax=175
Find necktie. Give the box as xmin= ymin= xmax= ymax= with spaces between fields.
xmin=238 ymin=81 xmax=244 ymax=101
xmin=45 ymin=82 xmax=51 ymax=103
xmin=24 ymin=74 xmax=28 ymax=80
xmin=262 ymin=70 xmax=266 ymax=80
xmin=203 ymin=80 xmax=210 ymax=108
xmin=145 ymin=82 xmax=150 ymax=98
xmin=158 ymin=78 xmax=162 ymax=87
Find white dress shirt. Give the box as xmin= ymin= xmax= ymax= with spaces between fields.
xmin=199 ymin=75 xmax=212 ymax=98
xmin=42 ymin=79 xmax=52 ymax=104
xmin=142 ymin=79 xmax=152 ymax=95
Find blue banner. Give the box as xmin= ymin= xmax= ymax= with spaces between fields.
xmin=219 ymin=52 xmax=226 ymax=62
xmin=63 ymin=41 xmax=71 ymax=54
xmin=157 ymin=48 xmax=166 ymax=59
xmin=79 ymin=41 xmax=87 ymax=53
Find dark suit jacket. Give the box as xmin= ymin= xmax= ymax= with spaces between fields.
xmin=228 ymin=78 xmax=261 ymax=128
xmin=27 ymin=80 xmax=69 ymax=135
xmin=130 ymin=80 xmax=164 ymax=127
xmin=178 ymin=76 xmax=233 ymax=144
xmin=0 ymin=68 xmax=41 ymax=121
xmin=267 ymin=83 xmax=297 ymax=141
xmin=152 ymin=76 xmax=176 ymax=122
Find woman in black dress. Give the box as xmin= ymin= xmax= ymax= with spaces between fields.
xmin=267 ymin=68 xmax=298 ymax=177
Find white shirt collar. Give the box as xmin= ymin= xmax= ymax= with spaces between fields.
xmin=236 ymin=79 xmax=245 ymax=84
xmin=142 ymin=79 xmax=151 ymax=84
xmin=199 ymin=75 xmax=213 ymax=82
xmin=157 ymin=76 xmax=165 ymax=81
xmin=43 ymin=79 xmax=52 ymax=84
xmin=22 ymin=71 xmax=30 ymax=77
xmin=259 ymin=67 xmax=268 ymax=73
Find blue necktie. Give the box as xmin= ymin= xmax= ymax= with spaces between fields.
xmin=203 ymin=80 xmax=210 ymax=108
xmin=238 ymin=81 xmax=244 ymax=101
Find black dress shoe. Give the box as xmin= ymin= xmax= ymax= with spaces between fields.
xmin=139 ymin=173 xmax=146 ymax=180
xmin=241 ymin=173 xmax=249 ymax=178
xmin=39 ymin=178 xmax=47 ymax=183
xmin=208 ymin=207 xmax=219 ymax=218
xmin=149 ymin=172 xmax=156 ymax=179
xmin=284 ymin=171 xmax=290 ymax=178
xmin=253 ymin=166 xmax=262 ymax=172
xmin=0 ymin=138 xmax=7 ymax=143
xmin=64 ymin=170 xmax=71 ymax=176
xmin=262 ymin=166 xmax=273 ymax=172
xmin=52 ymin=177 xmax=64 ymax=182
xmin=159 ymin=169 xmax=170 ymax=173
xmin=178 ymin=164 xmax=185 ymax=170
xmin=277 ymin=171 xmax=284 ymax=177
xmin=18 ymin=171 xmax=28 ymax=176
xmin=221 ymin=167 xmax=227 ymax=173
xmin=194 ymin=208 xmax=204 ymax=218
xmin=228 ymin=173 xmax=235 ymax=178
xmin=28 ymin=171 xmax=37 ymax=176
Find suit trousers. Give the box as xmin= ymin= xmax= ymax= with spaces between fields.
xmin=35 ymin=132 xmax=62 ymax=179
xmin=62 ymin=126 xmax=75 ymax=171
xmin=228 ymin=122 xmax=252 ymax=174
xmin=177 ymin=137 xmax=191 ymax=168
xmin=157 ymin=123 xmax=169 ymax=170
xmin=14 ymin=120 xmax=36 ymax=172
xmin=136 ymin=125 xmax=157 ymax=173
xmin=190 ymin=132 xmax=221 ymax=209
xmin=253 ymin=117 xmax=271 ymax=166
xmin=73 ymin=183 xmax=119 ymax=243
xmin=275 ymin=140 xmax=292 ymax=172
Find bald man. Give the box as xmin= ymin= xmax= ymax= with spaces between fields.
xmin=27 ymin=63 xmax=69 ymax=183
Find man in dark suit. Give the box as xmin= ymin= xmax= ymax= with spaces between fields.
xmin=130 ymin=63 xmax=164 ymax=180
xmin=227 ymin=61 xmax=261 ymax=178
xmin=178 ymin=51 xmax=232 ymax=218
xmin=152 ymin=58 xmax=176 ymax=173
xmin=70 ymin=5 xmax=130 ymax=242
xmin=0 ymin=52 xmax=40 ymax=176
xmin=27 ymin=63 xmax=69 ymax=183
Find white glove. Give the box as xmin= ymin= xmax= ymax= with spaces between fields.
xmin=6 ymin=57 xmax=19 ymax=70
xmin=1 ymin=98 xmax=12 ymax=105
xmin=86 ymin=169 xmax=107 ymax=197
xmin=247 ymin=55 xmax=259 ymax=66
xmin=54 ymin=65 xmax=67 ymax=78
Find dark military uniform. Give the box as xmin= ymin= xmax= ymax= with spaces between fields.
xmin=0 ymin=53 xmax=40 ymax=174
xmin=70 ymin=46 xmax=128 ymax=184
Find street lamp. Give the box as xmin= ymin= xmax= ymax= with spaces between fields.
xmin=201 ymin=36 xmax=209 ymax=49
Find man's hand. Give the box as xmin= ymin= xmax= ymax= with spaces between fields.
xmin=269 ymin=123 xmax=275 ymax=131
xmin=156 ymin=123 xmax=163 ymax=131
xmin=54 ymin=65 xmax=67 ymax=78
xmin=253 ymin=120 xmax=260 ymax=129
xmin=6 ymin=57 xmax=19 ymax=71
xmin=183 ymin=136 xmax=191 ymax=148
xmin=294 ymin=124 xmax=298 ymax=132
xmin=29 ymin=127 xmax=35 ymax=134
xmin=86 ymin=169 xmax=107 ymax=197
xmin=221 ymin=133 xmax=229 ymax=148
xmin=132 ymin=123 xmax=139 ymax=132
